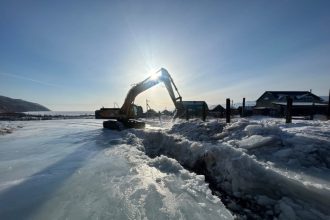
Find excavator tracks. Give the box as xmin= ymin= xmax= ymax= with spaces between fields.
xmin=103 ymin=119 xmax=145 ymax=130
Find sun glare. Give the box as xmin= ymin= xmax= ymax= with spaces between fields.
xmin=150 ymin=69 xmax=162 ymax=80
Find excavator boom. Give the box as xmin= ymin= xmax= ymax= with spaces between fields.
xmin=120 ymin=68 xmax=184 ymax=118
xmin=96 ymin=68 xmax=186 ymax=129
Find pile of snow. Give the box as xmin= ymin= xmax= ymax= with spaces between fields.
xmin=108 ymin=143 xmax=233 ymax=219
xmin=128 ymin=117 xmax=330 ymax=219
xmin=0 ymin=121 xmax=24 ymax=135
xmin=169 ymin=119 xmax=225 ymax=142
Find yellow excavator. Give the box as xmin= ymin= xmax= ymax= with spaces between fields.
xmin=95 ymin=68 xmax=207 ymax=130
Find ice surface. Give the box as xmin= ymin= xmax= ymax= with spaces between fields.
xmin=24 ymin=111 xmax=94 ymax=116
xmin=0 ymin=119 xmax=233 ymax=220
xmin=1 ymin=116 xmax=329 ymax=219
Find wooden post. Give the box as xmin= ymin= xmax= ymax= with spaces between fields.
xmin=286 ymin=96 xmax=293 ymax=123
xmin=226 ymin=98 xmax=231 ymax=123
xmin=311 ymin=102 xmax=315 ymax=120
xmin=241 ymin=98 xmax=246 ymax=117
xmin=202 ymin=103 xmax=206 ymax=121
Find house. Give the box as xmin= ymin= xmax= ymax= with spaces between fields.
xmin=208 ymin=104 xmax=225 ymax=118
xmin=254 ymin=91 xmax=327 ymax=116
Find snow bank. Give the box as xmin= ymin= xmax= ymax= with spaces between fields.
xmin=129 ymin=118 xmax=330 ymax=219
xmin=106 ymin=141 xmax=233 ymax=219
xmin=169 ymin=119 xmax=225 ymax=142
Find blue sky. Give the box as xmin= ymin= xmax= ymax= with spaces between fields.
xmin=1 ymin=0 xmax=329 ymax=111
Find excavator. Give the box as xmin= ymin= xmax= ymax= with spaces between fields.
xmin=95 ymin=68 xmax=207 ymax=130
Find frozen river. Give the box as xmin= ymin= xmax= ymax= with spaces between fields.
xmin=1 ymin=117 xmax=329 ymax=220
xmin=0 ymin=119 xmax=233 ymax=220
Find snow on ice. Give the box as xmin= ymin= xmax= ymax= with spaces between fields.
xmin=0 ymin=117 xmax=329 ymax=219
xmin=0 ymin=121 xmax=24 ymax=135
xmin=0 ymin=119 xmax=232 ymax=220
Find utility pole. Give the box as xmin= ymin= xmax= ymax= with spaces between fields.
xmin=146 ymin=99 xmax=149 ymax=118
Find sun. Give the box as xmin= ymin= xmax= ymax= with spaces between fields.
xmin=150 ymin=69 xmax=162 ymax=81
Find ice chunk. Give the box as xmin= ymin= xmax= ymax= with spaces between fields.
xmin=148 ymin=156 xmax=183 ymax=174
xmin=238 ymin=135 xmax=280 ymax=149
xmin=244 ymin=124 xmax=263 ymax=136
xmin=279 ymin=201 xmax=296 ymax=220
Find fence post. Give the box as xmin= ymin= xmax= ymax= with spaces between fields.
xmin=226 ymin=98 xmax=231 ymax=123
xmin=311 ymin=102 xmax=315 ymax=120
xmin=241 ymin=97 xmax=245 ymax=117
xmin=286 ymin=96 xmax=292 ymax=123
xmin=202 ymin=103 xmax=206 ymax=121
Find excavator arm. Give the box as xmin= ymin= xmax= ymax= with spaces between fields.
xmin=98 ymin=68 xmax=200 ymax=130
xmin=120 ymin=68 xmax=184 ymax=118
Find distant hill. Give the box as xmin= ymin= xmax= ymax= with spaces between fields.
xmin=0 ymin=95 xmax=50 ymax=113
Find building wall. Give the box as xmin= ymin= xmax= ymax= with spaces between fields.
xmin=256 ymin=93 xmax=276 ymax=108
xmin=256 ymin=92 xmax=324 ymax=109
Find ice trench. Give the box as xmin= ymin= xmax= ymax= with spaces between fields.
xmin=125 ymin=129 xmax=330 ymax=220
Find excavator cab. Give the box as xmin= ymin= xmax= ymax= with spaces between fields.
xmin=97 ymin=105 xmax=145 ymax=130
